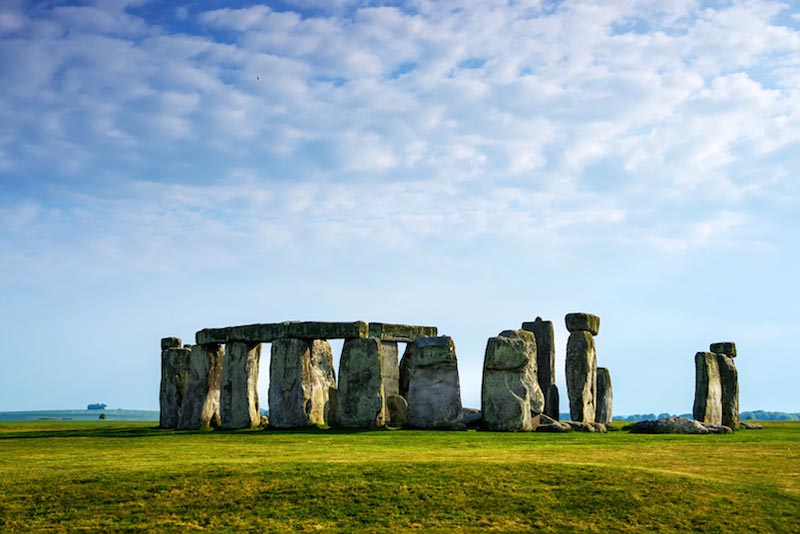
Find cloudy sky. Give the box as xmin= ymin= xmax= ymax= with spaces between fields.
xmin=1 ymin=0 xmax=799 ymax=415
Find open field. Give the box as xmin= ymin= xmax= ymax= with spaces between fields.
xmin=0 ymin=422 xmax=798 ymax=532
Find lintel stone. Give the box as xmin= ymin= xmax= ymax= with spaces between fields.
xmin=196 ymin=321 xmax=368 ymax=345
xmin=161 ymin=337 xmax=183 ymax=350
xmin=368 ymin=323 xmax=438 ymax=342
xmin=565 ymin=313 xmax=600 ymax=335
xmin=710 ymin=342 xmax=736 ymax=358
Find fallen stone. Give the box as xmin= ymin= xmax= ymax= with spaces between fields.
xmin=539 ymin=413 xmax=558 ymax=425
xmin=481 ymin=330 xmax=543 ymax=431
xmin=710 ymin=342 xmax=736 ymax=358
xmin=521 ymin=317 xmax=555 ymax=396
xmin=196 ymin=321 xmax=368 ymax=345
xmin=628 ymin=416 xmax=709 ymax=434
xmin=406 ymin=336 xmax=463 ymax=429
xmin=386 ymin=395 xmax=408 ymax=428
xmin=178 ymin=343 xmax=225 ymax=430
xmin=368 ymin=323 xmax=438 ymax=342
xmin=335 ymin=337 xmax=385 ymax=428
xmin=565 ymin=331 xmax=597 ymax=423
xmin=269 ymin=338 xmax=336 ymax=428
xmin=462 ymin=408 xmax=482 ymax=428
xmin=220 ymin=341 xmax=262 ymax=429
xmin=595 ymin=367 xmax=613 ymax=425
xmin=536 ymin=422 xmax=571 ymax=432
xmin=702 ymin=423 xmax=733 ymax=434
xmin=327 ymin=386 xmax=337 ymax=427
xmin=693 ymin=352 xmax=722 ymax=425
xmin=161 ymin=337 xmax=183 ymax=350
xmin=399 ymin=343 xmax=413 ymax=399
xmin=565 ymin=313 xmax=600 ymax=336
xmin=159 ymin=346 xmax=192 ymax=429
xmin=716 ymin=354 xmax=739 ymax=430
xmin=545 ymin=384 xmax=560 ymax=420
xmin=740 ymin=422 xmax=763 ymax=430
xmin=381 ymin=341 xmax=400 ymax=399
xmin=565 ymin=421 xmax=606 ymax=432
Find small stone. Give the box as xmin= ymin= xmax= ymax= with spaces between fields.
xmin=161 ymin=337 xmax=183 ymax=350
xmin=259 ymin=415 xmax=269 ymax=427
xmin=565 ymin=313 xmax=600 ymax=335
xmin=386 ymin=395 xmax=408 ymax=428
xmin=693 ymin=352 xmax=722 ymax=425
xmin=710 ymin=342 xmax=736 ymax=358
xmin=406 ymin=336 xmax=463 ymax=429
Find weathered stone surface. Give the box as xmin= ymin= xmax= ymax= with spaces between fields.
xmin=703 ymin=423 xmax=733 ymax=434
xmin=386 ymin=395 xmax=408 ymax=428
xmin=481 ymin=330 xmax=543 ymax=431
xmin=629 ymin=416 xmax=709 ymax=434
xmin=178 ymin=343 xmax=224 ymax=430
xmin=399 ymin=343 xmax=413 ymax=399
xmin=462 ymin=408 xmax=482 ymax=428
xmin=335 ymin=338 xmax=385 ymax=428
xmin=327 ymin=387 xmax=337 ymax=427
xmin=381 ymin=342 xmax=400 ymax=399
xmin=521 ymin=317 xmax=555 ymax=398
xmin=717 ymin=354 xmax=739 ymax=430
xmin=710 ymin=342 xmax=736 ymax=358
xmin=406 ymin=336 xmax=463 ymax=429
xmin=595 ymin=367 xmax=613 ymax=425
xmin=740 ymin=422 xmax=763 ymax=430
xmin=196 ymin=321 xmax=368 ymax=345
xmin=220 ymin=341 xmax=262 ymax=429
xmin=269 ymin=338 xmax=336 ymax=428
xmin=161 ymin=337 xmax=183 ymax=350
xmin=693 ymin=352 xmax=722 ymax=425
xmin=565 ymin=313 xmax=600 ymax=336
xmin=536 ymin=421 xmax=572 ymax=432
xmin=565 ymin=421 xmax=606 ymax=432
xmin=159 ymin=347 xmax=192 ymax=428
xmin=545 ymin=384 xmax=560 ymax=420
xmin=368 ymin=323 xmax=438 ymax=342
xmin=565 ymin=331 xmax=597 ymax=423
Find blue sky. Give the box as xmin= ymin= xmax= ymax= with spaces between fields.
xmin=1 ymin=0 xmax=799 ymax=414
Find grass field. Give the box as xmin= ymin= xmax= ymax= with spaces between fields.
xmin=0 ymin=421 xmax=798 ymax=532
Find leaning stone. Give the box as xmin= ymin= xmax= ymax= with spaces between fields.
xmin=565 ymin=331 xmax=597 ymax=423
xmin=595 ymin=367 xmax=613 ymax=425
xmin=565 ymin=313 xmax=600 ymax=336
xmin=368 ymin=323 xmax=438 ymax=342
xmin=386 ymin=395 xmax=408 ymax=428
xmin=629 ymin=416 xmax=709 ymax=434
xmin=220 ymin=341 xmax=262 ymax=429
xmin=159 ymin=346 xmax=192 ymax=429
xmin=521 ymin=317 xmax=555 ymax=396
xmin=335 ymin=337 xmax=385 ymax=428
xmin=260 ymin=415 xmax=269 ymax=427
xmin=462 ymin=408 xmax=482 ymax=428
xmin=693 ymin=352 xmax=722 ymax=425
xmin=161 ymin=337 xmax=183 ymax=350
xmin=481 ymin=330 xmax=543 ymax=431
xmin=178 ymin=343 xmax=225 ymax=429
xmin=269 ymin=338 xmax=336 ymax=428
xmin=545 ymin=384 xmax=560 ymax=420
xmin=406 ymin=336 xmax=463 ymax=429
xmin=716 ymin=354 xmax=739 ymax=430
xmin=710 ymin=342 xmax=736 ymax=358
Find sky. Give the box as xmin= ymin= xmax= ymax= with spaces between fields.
xmin=1 ymin=0 xmax=799 ymax=415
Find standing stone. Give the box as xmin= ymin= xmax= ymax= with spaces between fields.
xmin=565 ymin=330 xmax=597 ymax=423
xmin=327 ymin=386 xmax=337 ymax=427
xmin=386 ymin=394 xmax=409 ymax=427
xmin=159 ymin=342 xmax=192 ymax=429
xmin=178 ymin=343 xmax=225 ymax=429
xmin=399 ymin=343 xmax=413 ymax=399
xmin=406 ymin=336 xmax=463 ymax=429
xmin=595 ymin=367 xmax=613 ymax=425
xmin=716 ymin=354 xmax=739 ymax=430
xmin=545 ymin=384 xmax=560 ymax=420
xmin=220 ymin=341 xmax=262 ymax=429
xmin=269 ymin=338 xmax=336 ymax=428
xmin=521 ymin=317 xmax=556 ymax=398
xmin=693 ymin=352 xmax=722 ymax=425
xmin=335 ymin=337 xmax=385 ymax=428
xmin=380 ymin=341 xmax=401 ymax=425
xmin=481 ymin=329 xmax=544 ymax=431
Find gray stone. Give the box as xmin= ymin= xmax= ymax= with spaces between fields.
xmin=629 ymin=416 xmax=709 ymax=434
xmin=268 ymin=338 xmax=336 ymax=428
xmin=565 ymin=331 xmax=597 ymax=423
xmin=710 ymin=342 xmax=736 ymax=358
xmin=716 ymin=354 xmax=739 ymax=430
xmin=327 ymin=387 xmax=337 ymax=427
xmin=693 ymin=352 xmax=722 ymax=425
xmin=386 ymin=395 xmax=408 ymax=428
xmin=481 ymin=330 xmax=543 ymax=431
xmin=335 ymin=337 xmax=385 ymax=428
xmin=595 ymin=367 xmax=613 ymax=425
xmin=177 ymin=343 xmax=225 ymax=429
xmin=406 ymin=336 xmax=463 ymax=429
xmin=196 ymin=321 xmax=368 ymax=345
xmin=536 ymin=421 xmax=572 ymax=432
xmin=220 ymin=341 xmax=262 ymax=429
xmin=565 ymin=421 xmax=606 ymax=432
xmin=368 ymin=323 xmax=438 ymax=342
xmin=381 ymin=341 xmax=400 ymax=398
xmin=399 ymin=343 xmax=413 ymax=399
xmin=161 ymin=337 xmax=183 ymax=350
xmin=284 ymin=321 xmax=368 ymax=340
xmin=740 ymin=422 xmax=763 ymax=430
xmin=545 ymin=384 xmax=560 ymax=420
xmin=702 ymin=423 xmax=733 ymax=434
xmin=462 ymin=408 xmax=482 ymax=428
xmin=521 ymin=317 xmax=555 ymax=397
xmin=565 ymin=313 xmax=600 ymax=336
xmin=159 ymin=347 xmax=192 ymax=428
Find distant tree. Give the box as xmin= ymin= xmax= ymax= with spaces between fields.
xmin=99 ymin=413 xmax=107 ymax=420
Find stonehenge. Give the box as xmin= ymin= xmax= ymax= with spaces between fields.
xmin=565 ymin=313 xmax=600 ymax=423
xmin=694 ymin=342 xmax=739 ymax=429
xmin=405 ymin=336 xmax=464 ymax=429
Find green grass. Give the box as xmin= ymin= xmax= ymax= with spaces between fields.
xmin=0 ymin=422 xmax=798 ymax=532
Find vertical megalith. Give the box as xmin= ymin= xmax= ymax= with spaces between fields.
xmin=715 ymin=350 xmax=739 ymax=430
xmin=220 ymin=341 xmax=262 ymax=429
xmin=521 ymin=317 xmax=556 ymax=400
xmin=399 ymin=343 xmax=413 ymax=399
xmin=481 ymin=329 xmax=544 ymax=431
xmin=269 ymin=338 xmax=336 ymax=428
xmin=545 ymin=384 xmax=560 ymax=420
xmin=693 ymin=351 xmax=722 ymax=425
xmin=406 ymin=336 xmax=463 ymax=429
xmin=178 ymin=343 xmax=225 ymax=429
xmin=159 ymin=338 xmax=191 ymax=429
xmin=565 ymin=312 xmax=600 ymax=423
xmin=595 ymin=367 xmax=613 ymax=425
xmin=336 ymin=337 xmax=385 ymax=428
xmin=381 ymin=341 xmax=400 ymax=398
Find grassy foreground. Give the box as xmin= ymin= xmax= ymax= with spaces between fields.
xmin=0 ymin=422 xmax=798 ymax=532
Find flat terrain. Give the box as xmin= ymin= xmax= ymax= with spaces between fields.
xmin=0 ymin=421 xmax=798 ymax=532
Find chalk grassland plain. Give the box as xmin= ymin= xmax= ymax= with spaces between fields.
xmin=0 ymin=422 xmax=798 ymax=532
